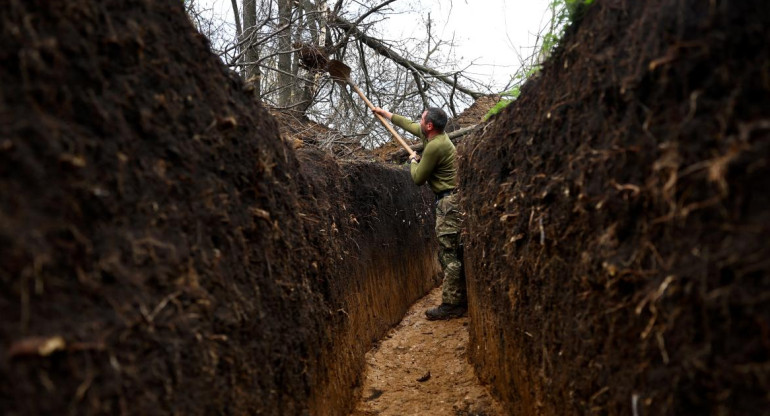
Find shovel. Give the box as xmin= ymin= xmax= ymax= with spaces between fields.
xmin=327 ymin=60 xmax=418 ymax=159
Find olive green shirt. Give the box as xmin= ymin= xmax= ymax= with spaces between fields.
xmin=391 ymin=114 xmax=457 ymax=194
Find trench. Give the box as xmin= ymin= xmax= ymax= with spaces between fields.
xmin=2 ymin=0 xmax=769 ymax=415
xmin=350 ymin=287 xmax=503 ymax=416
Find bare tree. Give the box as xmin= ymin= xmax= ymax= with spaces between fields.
xmin=242 ymin=0 xmax=262 ymax=97
xmin=184 ymin=0 xmax=238 ymax=59
xmin=187 ymin=0 xmax=496 ymax=148
xmin=276 ymin=0 xmax=293 ymax=106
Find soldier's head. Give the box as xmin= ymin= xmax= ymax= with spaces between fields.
xmin=420 ymin=107 xmax=448 ymax=137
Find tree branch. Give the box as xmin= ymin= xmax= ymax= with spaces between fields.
xmin=352 ymin=0 xmax=397 ymax=27
xmin=329 ymin=15 xmax=484 ymax=99
xmin=411 ymin=69 xmax=428 ymax=109
xmin=230 ymin=0 xmax=242 ymax=39
xmin=448 ymin=73 xmax=458 ymax=117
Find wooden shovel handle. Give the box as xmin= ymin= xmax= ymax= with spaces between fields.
xmin=350 ymin=84 xmax=417 ymax=159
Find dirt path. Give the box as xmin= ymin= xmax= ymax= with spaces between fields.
xmin=351 ymin=288 xmax=503 ymax=416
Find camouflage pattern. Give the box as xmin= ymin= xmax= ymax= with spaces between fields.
xmin=435 ymin=192 xmax=465 ymax=305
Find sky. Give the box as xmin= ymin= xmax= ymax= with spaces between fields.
xmin=196 ymin=0 xmax=554 ymax=92
xmin=385 ymin=0 xmax=554 ymax=90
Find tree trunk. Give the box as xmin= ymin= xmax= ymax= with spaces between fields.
xmin=294 ymin=0 xmax=327 ymax=117
xmin=242 ymin=0 xmax=261 ymax=98
xmin=277 ymin=0 xmax=293 ymax=106
xmin=231 ymin=0 xmax=242 ymax=40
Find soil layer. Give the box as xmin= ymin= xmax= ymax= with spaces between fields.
xmin=296 ymin=149 xmax=440 ymax=414
xmin=459 ymin=0 xmax=770 ymax=414
xmin=0 ymin=1 xmax=438 ymax=414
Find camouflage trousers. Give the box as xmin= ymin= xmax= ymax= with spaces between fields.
xmin=435 ymin=192 xmax=466 ymax=305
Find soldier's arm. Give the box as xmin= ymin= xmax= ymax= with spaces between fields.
xmin=391 ymin=114 xmax=425 ymax=140
xmin=410 ymin=140 xmax=440 ymax=185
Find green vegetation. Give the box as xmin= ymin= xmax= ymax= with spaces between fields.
xmin=483 ymin=66 xmax=538 ymax=120
xmin=541 ymin=0 xmax=595 ymax=56
xmin=483 ymin=0 xmax=594 ymax=120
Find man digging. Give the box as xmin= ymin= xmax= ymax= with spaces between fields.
xmin=372 ymin=106 xmax=466 ymax=320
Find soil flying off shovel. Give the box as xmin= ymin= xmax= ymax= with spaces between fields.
xmin=327 ymin=60 xmax=418 ymax=160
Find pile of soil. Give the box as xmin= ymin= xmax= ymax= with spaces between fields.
xmin=459 ymin=0 xmax=769 ymax=414
xmin=371 ymin=136 xmax=419 ymax=164
xmin=0 ymin=1 xmax=437 ymax=414
xmin=446 ymin=95 xmax=499 ymax=132
xmin=270 ymin=108 xmax=375 ymax=160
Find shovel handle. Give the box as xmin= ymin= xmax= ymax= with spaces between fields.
xmin=350 ymin=84 xmax=417 ymax=159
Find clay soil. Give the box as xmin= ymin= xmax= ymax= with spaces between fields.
xmin=351 ymin=288 xmax=503 ymax=416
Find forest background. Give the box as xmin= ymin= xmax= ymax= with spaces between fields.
xmin=185 ymin=0 xmax=557 ymax=148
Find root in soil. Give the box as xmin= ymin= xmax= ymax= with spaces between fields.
xmin=459 ymin=0 xmax=770 ymax=414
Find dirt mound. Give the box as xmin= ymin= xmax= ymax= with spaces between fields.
xmin=270 ymin=108 xmax=375 ymax=160
xmin=459 ymin=0 xmax=770 ymax=414
xmin=371 ymin=138 xmax=418 ymax=163
xmin=446 ymin=95 xmax=499 ymax=132
xmin=0 ymin=1 xmax=437 ymax=414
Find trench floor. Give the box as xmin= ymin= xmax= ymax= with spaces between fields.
xmin=350 ymin=288 xmax=503 ymax=416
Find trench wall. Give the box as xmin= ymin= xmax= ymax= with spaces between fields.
xmin=0 ymin=1 xmax=437 ymax=415
xmin=296 ymin=149 xmax=439 ymax=414
xmin=459 ymin=0 xmax=770 ymax=414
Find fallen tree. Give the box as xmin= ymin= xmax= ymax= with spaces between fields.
xmin=329 ymin=14 xmax=485 ymax=101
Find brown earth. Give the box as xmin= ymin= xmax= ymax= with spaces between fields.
xmin=446 ymin=95 xmax=499 ymax=132
xmin=3 ymin=0 xmax=768 ymax=414
xmin=0 ymin=1 xmax=438 ymax=415
xmin=459 ymin=0 xmax=770 ymax=414
xmin=270 ymin=108 xmax=375 ymax=160
xmin=351 ymin=288 xmax=503 ymax=416
xmin=371 ymin=136 xmax=419 ymax=164
xmin=296 ymin=149 xmax=440 ymax=415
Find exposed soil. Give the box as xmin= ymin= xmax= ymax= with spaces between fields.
xmin=1 ymin=1 xmax=320 ymax=412
xmin=270 ymin=107 xmax=375 ymax=160
xmin=2 ymin=0 xmax=768 ymax=414
xmin=0 ymin=1 xmax=437 ymax=415
xmin=296 ymin=150 xmax=440 ymax=415
xmin=446 ymin=95 xmax=499 ymax=132
xmin=459 ymin=0 xmax=770 ymax=414
xmin=371 ymin=136 xmax=419 ymax=163
xmin=351 ymin=288 xmax=503 ymax=416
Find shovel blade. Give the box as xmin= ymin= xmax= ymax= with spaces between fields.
xmin=328 ymin=59 xmax=351 ymax=83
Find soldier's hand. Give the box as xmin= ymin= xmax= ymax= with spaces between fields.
xmin=372 ymin=107 xmax=392 ymax=120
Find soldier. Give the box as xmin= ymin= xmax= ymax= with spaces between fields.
xmin=372 ymin=106 xmax=466 ymax=320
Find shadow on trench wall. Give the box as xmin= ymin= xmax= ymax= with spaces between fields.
xmin=296 ymin=149 xmax=440 ymax=415
xmin=459 ymin=0 xmax=770 ymax=415
xmin=0 ymin=1 xmax=439 ymax=415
